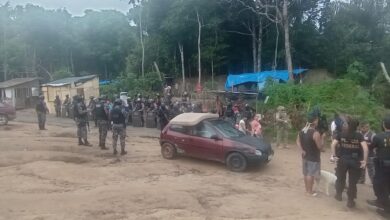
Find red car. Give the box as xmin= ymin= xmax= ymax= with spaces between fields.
xmin=0 ymin=101 xmax=16 ymax=125
xmin=160 ymin=113 xmax=273 ymax=172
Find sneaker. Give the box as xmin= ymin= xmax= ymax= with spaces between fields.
xmin=334 ymin=194 xmax=342 ymax=201
xmin=367 ymin=199 xmax=384 ymax=209
xmin=347 ymin=200 xmax=356 ymax=208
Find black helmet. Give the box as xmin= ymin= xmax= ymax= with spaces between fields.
xmin=114 ymin=99 xmax=122 ymax=106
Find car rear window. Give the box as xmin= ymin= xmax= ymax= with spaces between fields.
xmin=169 ymin=125 xmax=188 ymax=134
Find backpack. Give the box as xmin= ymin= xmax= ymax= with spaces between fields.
xmin=36 ymin=101 xmax=45 ymax=112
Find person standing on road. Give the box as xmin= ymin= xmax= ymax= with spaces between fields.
xmin=95 ymin=96 xmax=110 ymax=150
xmin=54 ymin=95 xmax=61 ymax=117
xmin=276 ymin=106 xmax=290 ymax=148
xmin=35 ymin=95 xmax=49 ymax=130
xmin=296 ymin=113 xmax=323 ymax=197
xmin=110 ymin=99 xmax=127 ymax=155
xmin=367 ymin=116 xmax=390 ymax=218
xmin=331 ymin=116 xmax=368 ymax=208
xmin=88 ymin=96 xmax=97 ymax=127
xmin=63 ymin=95 xmax=70 ymax=117
xmin=157 ymin=103 xmax=169 ymax=131
xmin=74 ymin=96 xmax=92 ymax=146
xmin=358 ymin=121 xmax=375 ymax=184
xmin=251 ymin=114 xmax=262 ymax=138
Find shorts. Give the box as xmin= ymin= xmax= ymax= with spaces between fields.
xmin=302 ymin=159 xmax=320 ymax=177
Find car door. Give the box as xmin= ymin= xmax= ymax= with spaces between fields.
xmin=167 ymin=124 xmax=192 ymax=155
xmin=187 ymin=122 xmax=223 ymax=161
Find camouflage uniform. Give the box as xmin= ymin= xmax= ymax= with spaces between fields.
xmin=36 ymin=96 xmax=48 ymax=130
xmin=95 ymin=99 xmax=110 ymax=149
xmin=110 ymin=101 xmax=127 ymax=155
xmin=75 ymin=100 xmax=91 ymax=146
xmin=275 ymin=106 xmax=290 ymax=148
xmin=112 ymin=124 xmax=126 ymax=154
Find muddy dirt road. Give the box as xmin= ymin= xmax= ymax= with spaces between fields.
xmin=0 ymin=110 xmax=383 ymax=219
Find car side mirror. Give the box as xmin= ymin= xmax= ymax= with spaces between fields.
xmin=210 ymin=135 xmax=222 ymax=141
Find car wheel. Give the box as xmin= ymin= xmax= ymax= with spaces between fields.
xmin=161 ymin=143 xmax=176 ymax=159
xmin=0 ymin=114 xmax=8 ymax=126
xmin=226 ymin=152 xmax=247 ymax=172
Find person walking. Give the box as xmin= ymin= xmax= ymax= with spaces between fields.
xmin=251 ymin=114 xmax=262 ymax=138
xmin=296 ymin=113 xmax=323 ymax=197
xmin=366 ymin=116 xmax=390 ymax=218
xmin=88 ymin=96 xmax=97 ymax=127
xmin=110 ymin=99 xmax=127 ymax=155
xmin=276 ymin=106 xmax=290 ymax=148
xmin=35 ymin=95 xmax=49 ymax=130
xmin=331 ymin=116 xmax=368 ymax=208
xmin=74 ymin=95 xmax=92 ymax=146
xmin=95 ymin=96 xmax=110 ymax=150
xmin=54 ymin=95 xmax=61 ymax=117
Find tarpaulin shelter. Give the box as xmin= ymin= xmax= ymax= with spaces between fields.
xmin=225 ymin=69 xmax=307 ymax=91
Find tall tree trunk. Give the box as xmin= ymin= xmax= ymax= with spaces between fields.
xmin=282 ymin=0 xmax=293 ymax=81
xmin=273 ymin=21 xmax=279 ymax=71
xmin=257 ymin=19 xmax=263 ymax=72
xmin=178 ymin=43 xmax=185 ymax=92
xmin=70 ymin=49 xmax=75 ymax=75
xmin=252 ymin=21 xmax=257 ymax=72
xmin=196 ymin=9 xmax=202 ymax=85
xmin=211 ymin=59 xmax=214 ymax=89
xmin=139 ymin=6 xmax=145 ymax=78
xmin=2 ymin=16 xmax=7 ymax=81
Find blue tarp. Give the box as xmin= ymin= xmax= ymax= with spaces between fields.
xmin=225 ymin=69 xmax=307 ymax=91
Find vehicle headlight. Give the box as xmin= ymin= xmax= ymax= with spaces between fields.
xmin=255 ymin=150 xmax=262 ymax=156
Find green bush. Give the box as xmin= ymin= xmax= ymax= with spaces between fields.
xmin=262 ymin=79 xmax=387 ymax=130
xmin=100 ymin=72 xmax=163 ymax=99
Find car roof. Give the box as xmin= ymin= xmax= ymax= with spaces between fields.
xmin=169 ymin=113 xmax=219 ymax=126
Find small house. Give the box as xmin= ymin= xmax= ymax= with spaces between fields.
xmin=0 ymin=78 xmax=41 ymax=109
xmin=41 ymin=75 xmax=99 ymax=114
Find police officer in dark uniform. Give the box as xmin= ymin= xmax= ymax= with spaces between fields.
xmin=157 ymin=103 xmax=169 ymax=131
xmin=110 ymin=99 xmax=127 ymax=155
xmin=95 ymin=96 xmax=109 ymax=150
xmin=331 ymin=116 xmax=368 ymax=208
xmin=367 ymin=116 xmax=390 ymax=217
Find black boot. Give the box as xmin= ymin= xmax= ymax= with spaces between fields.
xmin=120 ymin=150 xmax=127 ymax=155
xmin=101 ymin=143 xmax=108 ymax=150
xmin=78 ymin=137 xmax=84 ymax=145
xmin=113 ymin=149 xmax=118 ymax=155
xmin=334 ymin=193 xmax=342 ymax=201
xmin=83 ymin=139 xmax=92 ymax=147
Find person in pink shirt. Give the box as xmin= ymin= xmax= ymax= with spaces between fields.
xmin=251 ymin=114 xmax=262 ymax=137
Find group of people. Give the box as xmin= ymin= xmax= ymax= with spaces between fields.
xmin=297 ymin=110 xmax=390 ymax=218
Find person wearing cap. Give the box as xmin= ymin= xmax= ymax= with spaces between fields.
xmin=276 ymin=106 xmax=290 ymax=148
xmin=296 ymin=112 xmax=323 ymax=196
xmin=110 ymin=99 xmax=127 ymax=155
xmin=331 ymin=116 xmax=368 ymax=208
xmin=74 ymin=95 xmax=92 ymax=146
xmin=35 ymin=95 xmax=49 ymax=130
xmin=367 ymin=116 xmax=390 ymax=217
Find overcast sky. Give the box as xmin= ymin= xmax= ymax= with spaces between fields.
xmin=2 ymin=0 xmax=131 ymax=16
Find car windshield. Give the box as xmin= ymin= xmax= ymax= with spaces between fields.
xmin=209 ymin=120 xmax=245 ymax=138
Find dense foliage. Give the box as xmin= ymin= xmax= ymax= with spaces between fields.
xmin=0 ymin=0 xmax=389 ymax=111
xmin=263 ymin=80 xmax=388 ymax=130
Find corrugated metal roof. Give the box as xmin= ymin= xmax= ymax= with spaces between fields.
xmin=42 ymin=75 xmax=97 ymax=87
xmin=0 ymin=78 xmax=39 ymax=89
